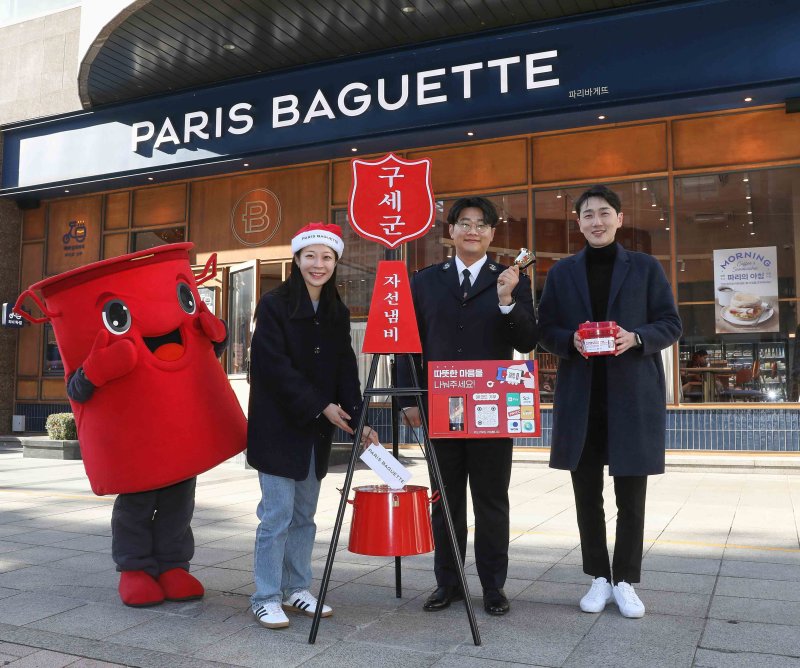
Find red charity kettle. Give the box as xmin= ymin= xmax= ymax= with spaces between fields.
xmin=347 ymin=485 xmax=436 ymax=556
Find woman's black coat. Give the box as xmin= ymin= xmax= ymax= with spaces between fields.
xmin=246 ymin=290 xmax=362 ymax=480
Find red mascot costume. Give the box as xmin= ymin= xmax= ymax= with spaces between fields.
xmin=15 ymin=242 xmax=247 ymax=607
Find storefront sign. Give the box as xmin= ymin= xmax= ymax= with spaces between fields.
xmin=197 ymin=286 xmax=216 ymax=314
xmin=713 ymin=246 xmax=779 ymax=334
xmin=428 ymin=360 xmax=540 ymax=439
xmin=2 ymin=302 xmax=24 ymax=328
xmin=349 ymin=153 xmax=433 ymax=248
xmin=3 ymin=0 xmax=800 ymax=193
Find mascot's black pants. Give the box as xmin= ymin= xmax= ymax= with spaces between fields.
xmin=111 ymin=477 xmax=196 ymax=578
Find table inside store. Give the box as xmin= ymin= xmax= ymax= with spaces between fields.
xmin=683 ymin=367 xmax=733 ymax=402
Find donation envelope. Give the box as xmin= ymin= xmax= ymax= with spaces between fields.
xmin=359 ymin=443 xmax=412 ymax=490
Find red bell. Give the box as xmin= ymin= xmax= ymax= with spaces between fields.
xmin=348 ymin=485 xmax=435 ymax=556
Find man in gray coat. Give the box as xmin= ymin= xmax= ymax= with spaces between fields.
xmin=538 ymin=185 xmax=681 ymax=618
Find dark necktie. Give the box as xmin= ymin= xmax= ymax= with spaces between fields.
xmin=462 ymin=268 xmax=472 ymax=299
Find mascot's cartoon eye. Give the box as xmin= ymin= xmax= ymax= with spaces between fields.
xmin=177 ymin=283 xmax=196 ymax=314
xmin=101 ymin=300 xmax=131 ymax=335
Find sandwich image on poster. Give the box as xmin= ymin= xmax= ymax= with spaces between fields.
xmin=713 ymin=247 xmax=779 ymax=334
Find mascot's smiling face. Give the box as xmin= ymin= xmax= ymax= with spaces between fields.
xmin=97 ymin=277 xmax=199 ymax=365
xmin=51 ymin=254 xmax=213 ymax=376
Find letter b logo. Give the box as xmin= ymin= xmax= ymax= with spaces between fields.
xmin=231 ymin=189 xmax=282 ymax=247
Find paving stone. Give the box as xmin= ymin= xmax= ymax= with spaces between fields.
xmin=715 ymin=576 xmax=800 ymax=602
xmin=456 ymin=599 xmax=596 ymax=666
xmin=192 ymin=625 xmax=329 ymax=667
xmin=640 ymin=554 xmax=721 ymax=576
xmin=563 ymin=612 xmax=703 ymax=668
xmin=24 ymin=602 xmax=158 ymax=640
xmin=0 ymin=593 xmax=85 ymax=625
xmin=188 ymin=565 xmax=254 ymax=592
xmin=191 ymin=546 xmax=250 ymax=567
xmin=431 ymin=655 xmax=550 ymax=668
xmin=299 ymin=641 xmax=439 ymax=667
xmin=720 ymin=560 xmax=800 ymax=581
xmin=709 ymin=595 xmax=800 ymax=625
xmin=3 ymin=649 xmax=78 ymax=667
xmin=701 ymin=619 xmax=800 ymax=656
xmin=106 ymin=615 xmax=245 ymax=653
xmin=694 ymin=648 xmax=800 ymax=667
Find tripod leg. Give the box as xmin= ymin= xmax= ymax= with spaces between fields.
xmin=391 ymin=354 xmax=402 ymax=598
xmin=405 ymin=355 xmax=481 ymax=646
xmin=308 ymin=354 xmax=379 ymax=644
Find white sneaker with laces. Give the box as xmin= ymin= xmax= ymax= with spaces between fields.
xmin=580 ymin=577 xmax=613 ymax=613
xmin=613 ymin=581 xmax=645 ymax=618
xmin=253 ymin=601 xmax=289 ymax=629
xmin=283 ymin=589 xmax=333 ymax=618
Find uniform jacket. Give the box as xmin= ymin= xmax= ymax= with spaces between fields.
xmin=399 ymin=259 xmax=538 ymax=398
xmin=246 ymin=290 xmax=362 ymax=480
xmin=538 ymin=244 xmax=682 ymax=476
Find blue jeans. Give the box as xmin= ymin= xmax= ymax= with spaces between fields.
xmin=251 ymin=450 xmax=321 ymax=607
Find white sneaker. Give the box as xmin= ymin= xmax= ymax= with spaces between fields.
xmin=283 ymin=589 xmax=333 ymax=618
xmin=253 ymin=601 xmax=289 ymax=629
xmin=580 ymin=577 xmax=613 ymax=613
xmin=613 ymin=582 xmax=645 ymax=618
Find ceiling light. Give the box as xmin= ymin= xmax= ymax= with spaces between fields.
xmin=598 ymin=115 xmax=606 ymax=120
xmin=744 ymin=97 xmax=753 ymax=102
xmin=665 ymin=226 xmax=670 ymax=231
xmin=351 ymin=147 xmax=358 ymax=152
xmin=401 ymin=5 xmax=415 ymax=13
xmin=750 ymin=231 xmax=756 ymax=235
xmin=746 ymin=195 xmax=751 ymax=199
xmin=64 ymin=189 xmax=69 ymax=193
xmin=747 ymin=210 xmax=752 ymax=215
xmin=147 ymin=177 xmax=154 ymax=181
xmin=467 ymin=131 xmax=474 ymax=136
xmin=749 ymin=220 xmax=754 ymax=225
xmin=642 ymin=184 xmax=648 ymax=191
xmin=222 ymin=43 xmax=236 ymax=51
xmin=556 ymin=191 xmax=562 ymax=199
xmin=651 ymin=203 xmax=657 ymax=207
xmin=680 ymin=260 xmax=686 ymax=272
xmin=742 ymin=176 xmax=749 ymax=182
xmin=243 ymin=163 xmax=250 ymax=167
xmin=659 ymin=216 xmax=665 ymax=221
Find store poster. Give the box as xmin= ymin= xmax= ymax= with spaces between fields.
xmin=427 ymin=360 xmax=540 ymax=439
xmin=713 ymin=246 xmax=779 ymax=334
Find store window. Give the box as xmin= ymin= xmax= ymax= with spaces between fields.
xmin=132 ymin=227 xmax=186 ymax=252
xmin=227 ymin=263 xmax=256 ymax=376
xmin=42 ymin=324 xmax=63 ymax=376
xmin=533 ymin=181 xmax=671 ymax=402
xmin=676 ymin=167 xmax=800 ymax=403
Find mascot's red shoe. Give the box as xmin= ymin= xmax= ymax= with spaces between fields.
xmin=158 ymin=568 xmax=205 ymax=602
xmin=119 ymin=571 xmax=165 ymax=607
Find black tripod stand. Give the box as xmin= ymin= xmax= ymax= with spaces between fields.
xmin=308 ymin=351 xmax=481 ymax=645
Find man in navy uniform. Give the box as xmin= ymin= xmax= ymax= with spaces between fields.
xmin=400 ymin=196 xmax=537 ymax=616
xmin=538 ymin=185 xmax=681 ymax=619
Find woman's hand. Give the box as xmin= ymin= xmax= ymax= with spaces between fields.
xmin=322 ymin=403 xmax=354 ymax=434
xmin=360 ymin=426 xmax=380 ymax=450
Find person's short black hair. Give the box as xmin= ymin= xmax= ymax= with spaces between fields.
xmin=694 ymin=349 xmax=709 ymax=357
xmin=447 ymin=197 xmax=499 ymax=227
xmin=574 ymin=185 xmax=622 ymax=216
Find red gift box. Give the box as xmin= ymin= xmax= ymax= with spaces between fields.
xmin=578 ymin=321 xmax=619 ymax=356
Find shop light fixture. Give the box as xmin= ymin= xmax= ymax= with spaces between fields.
xmin=556 ymin=190 xmax=562 ymax=199
xmin=744 ymin=97 xmax=753 ymax=102
xmin=750 ymin=231 xmax=756 ymax=236
xmin=401 ymin=5 xmax=416 ymax=13
xmin=742 ymin=175 xmax=749 ymax=182
xmin=351 ymin=147 xmax=358 ymax=152
xmin=147 ymin=177 xmax=154 ymax=181
xmin=749 ymin=220 xmax=754 ymax=225
xmin=641 ymin=182 xmax=648 ymax=191
xmin=748 ymin=210 xmax=752 ymax=215
xmin=598 ymin=115 xmax=606 ymax=120
xmin=665 ymin=226 xmax=670 ymax=231
xmin=680 ymin=259 xmax=686 ymax=272
xmin=64 ymin=189 xmax=69 ymax=193
xmin=746 ymin=194 xmax=751 ymax=199
xmin=243 ymin=163 xmax=249 ymax=167
xmin=222 ymin=43 xmax=236 ymax=51
xmin=467 ymin=131 xmax=474 ymax=136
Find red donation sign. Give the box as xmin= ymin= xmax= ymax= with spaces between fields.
xmin=362 ymin=261 xmax=421 ymax=354
xmin=349 ymin=153 xmax=434 ymax=249
xmin=428 ymin=360 xmax=541 ymax=439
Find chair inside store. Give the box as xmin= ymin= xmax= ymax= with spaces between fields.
xmin=719 ymin=360 xmax=766 ymax=402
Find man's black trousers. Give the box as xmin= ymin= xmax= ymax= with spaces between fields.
xmin=431 ymin=438 xmax=513 ymax=590
xmin=571 ymin=423 xmax=648 ymax=584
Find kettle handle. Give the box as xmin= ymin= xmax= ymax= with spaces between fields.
xmin=13 ymin=289 xmax=57 ymax=324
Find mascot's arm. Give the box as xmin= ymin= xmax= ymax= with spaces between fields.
xmin=198 ymin=302 xmax=228 ymax=358
xmin=66 ymin=330 xmax=138 ymax=403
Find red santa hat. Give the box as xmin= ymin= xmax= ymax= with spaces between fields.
xmin=291 ymin=222 xmax=345 ymax=258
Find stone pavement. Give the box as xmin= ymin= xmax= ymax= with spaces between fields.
xmin=0 ymin=445 xmax=798 ymax=668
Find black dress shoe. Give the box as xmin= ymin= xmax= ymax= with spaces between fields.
xmin=423 ymin=585 xmax=464 ymax=611
xmin=483 ymin=588 xmax=510 ymax=615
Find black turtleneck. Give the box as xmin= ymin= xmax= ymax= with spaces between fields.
xmin=585 ymin=242 xmax=618 ymax=427
xmin=586 ymin=242 xmax=617 ymax=321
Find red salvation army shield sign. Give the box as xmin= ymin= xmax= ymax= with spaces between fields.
xmin=349 ymin=153 xmax=434 ymax=249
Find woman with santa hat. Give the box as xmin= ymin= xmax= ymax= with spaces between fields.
xmin=247 ymin=222 xmax=378 ymax=629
